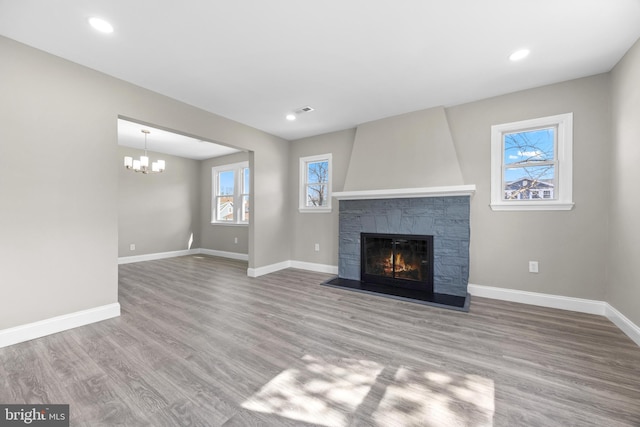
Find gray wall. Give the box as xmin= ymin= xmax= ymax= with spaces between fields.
xmin=289 ymin=129 xmax=355 ymax=265
xmin=200 ymin=151 xmax=250 ymax=255
xmin=0 ymin=38 xmax=117 ymax=329
xmin=344 ymin=107 xmax=463 ymax=191
xmin=446 ymin=74 xmax=611 ymax=301
xmin=609 ymin=38 xmax=640 ymax=326
xmin=118 ymin=146 xmax=201 ymax=257
xmin=0 ymin=36 xmax=290 ymax=330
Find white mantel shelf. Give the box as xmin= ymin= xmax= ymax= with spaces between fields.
xmin=333 ymin=185 xmax=476 ymax=200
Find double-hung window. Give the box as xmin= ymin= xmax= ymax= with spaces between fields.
xmin=490 ymin=113 xmax=574 ymax=211
xmin=212 ymin=161 xmax=250 ymax=224
xmin=299 ymin=154 xmax=332 ymax=213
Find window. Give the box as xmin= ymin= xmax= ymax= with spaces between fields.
xmin=491 ymin=113 xmax=574 ymax=211
xmin=299 ymin=154 xmax=332 ymax=213
xmin=212 ymin=161 xmax=250 ymax=224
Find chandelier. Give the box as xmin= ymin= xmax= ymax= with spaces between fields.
xmin=124 ymin=130 xmax=166 ymax=174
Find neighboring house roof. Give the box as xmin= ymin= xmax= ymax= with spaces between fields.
xmin=218 ymin=202 xmax=234 ymax=219
xmin=505 ymin=178 xmax=554 ymax=190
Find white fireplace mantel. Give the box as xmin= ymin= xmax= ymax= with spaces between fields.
xmin=332 ymin=185 xmax=476 ymax=201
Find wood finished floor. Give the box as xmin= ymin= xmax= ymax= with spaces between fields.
xmin=1 ymin=255 xmax=639 ymax=426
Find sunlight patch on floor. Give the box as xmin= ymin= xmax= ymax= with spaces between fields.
xmin=242 ymin=355 xmax=383 ymax=426
xmin=372 ymin=368 xmax=495 ymax=427
xmin=242 ymin=355 xmax=495 ymax=426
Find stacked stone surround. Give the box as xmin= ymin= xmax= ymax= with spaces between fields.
xmin=338 ymin=196 xmax=470 ymax=297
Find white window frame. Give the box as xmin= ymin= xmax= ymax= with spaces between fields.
xmin=211 ymin=161 xmax=250 ymax=225
xmin=299 ymin=153 xmax=332 ymax=213
xmin=490 ymin=113 xmax=574 ymax=211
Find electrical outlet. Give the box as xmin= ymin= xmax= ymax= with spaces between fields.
xmin=129 ymin=243 xmax=136 ymax=251
xmin=234 ymin=237 xmax=238 ymax=244
xmin=314 ymin=243 xmax=320 ymax=252
xmin=529 ymin=261 xmax=539 ymax=273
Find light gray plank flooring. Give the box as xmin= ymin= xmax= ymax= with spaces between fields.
xmin=1 ymin=254 xmax=639 ymax=426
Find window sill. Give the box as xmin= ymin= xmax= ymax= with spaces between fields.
xmin=490 ymin=201 xmax=574 ymax=211
xmin=210 ymin=222 xmax=249 ymax=226
xmin=299 ymin=207 xmax=332 ymax=214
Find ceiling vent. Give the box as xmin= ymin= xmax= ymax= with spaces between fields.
xmin=295 ymin=106 xmax=315 ymax=114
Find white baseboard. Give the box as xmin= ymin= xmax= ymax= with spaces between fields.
xmin=467 ymin=284 xmax=606 ymax=315
xmin=0 ymin=303 xmax=120 ymax=348
xmin=247 ymin=260 xmax=338 ymax=277
xmin=118 ymin=250 xmax=333 ymax=277
xmin=198 ymin=248 xmax=249 ymax=261
xmin=605 ymin=304 xmax=640 ymax=347
xmin=290 ymin=261 xmax=338 ymax=275
xmin=468 ymin=283 xmax=640 ymax=347
xmin=118 ymin=248 xmax=250 ymax=264
xmin=118 ymin=249 xmax=199 ymax=264
xmin=247 ymin=261 xmax=292 ymax=277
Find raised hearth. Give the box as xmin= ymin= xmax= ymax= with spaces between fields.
xmin=324 ymin=277 xmax=469 ymax=311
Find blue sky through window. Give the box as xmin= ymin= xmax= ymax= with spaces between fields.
xmin=504 ymin=127 xmax=555 ymax=182
xmin=243 ymin=168 xmax=250 ymax=194
xmin=219 ymin=170 xmax=235 ymax=195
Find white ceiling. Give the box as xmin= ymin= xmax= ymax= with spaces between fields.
xmin=1 ymin=1 xmax=639 ymax=141
xmin=117 ymin=119 xmax=241 ymax=160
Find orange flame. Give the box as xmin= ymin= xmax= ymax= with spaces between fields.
xmin=383 ymin=251 xmax=413 ymax=275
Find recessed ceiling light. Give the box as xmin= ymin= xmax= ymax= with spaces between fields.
xmin=509 ymin=49 xmax=530 ymax=62
xmin=89 ymin=17 xmax=114 ymax=34
xmin=286 ymin=114 xmax=296 ymax=121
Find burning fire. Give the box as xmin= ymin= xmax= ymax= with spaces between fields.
xmin=384 ymin=251 xmax=414 ymax=275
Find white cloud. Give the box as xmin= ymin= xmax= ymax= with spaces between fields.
xmin=518 ymin=150 xmax=542 ymax=157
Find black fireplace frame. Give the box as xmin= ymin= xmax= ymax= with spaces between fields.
xmin=360 ymin=232 xmax=434 ymax=292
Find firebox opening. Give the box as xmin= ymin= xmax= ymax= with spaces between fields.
xmin=361 ymin=233 xmax=434 ymax=292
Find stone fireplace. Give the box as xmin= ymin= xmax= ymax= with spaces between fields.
xmin=325 ymin=106 xmax=475 ymax=309
xmin=326 ymin=187 xmax=474 ymax=311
